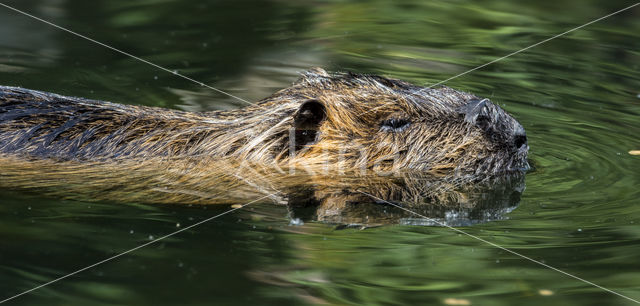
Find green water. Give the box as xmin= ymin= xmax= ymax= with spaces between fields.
xmin=1 ymin=0 xmax=640 ymax=305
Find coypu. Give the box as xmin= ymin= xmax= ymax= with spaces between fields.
xmin=0 ymin=68 xmax=529 ymax=225
xmin=0 ymin=68 xmax=529 ymax=175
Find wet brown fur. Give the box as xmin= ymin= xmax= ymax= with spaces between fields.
xmin=0 ymin=68 xmax=528 ymax=175
xmin=0 ymin=68 xmax=529 ymax=217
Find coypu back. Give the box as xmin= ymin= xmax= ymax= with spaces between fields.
xmin=0 ymin=68 xmax=529 ymax=175
xmin=0 ymin=86 xmax=226 ymax=160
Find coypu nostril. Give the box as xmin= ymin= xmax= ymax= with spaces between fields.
xmin=514 ymin=134 xmax=527 ymax=149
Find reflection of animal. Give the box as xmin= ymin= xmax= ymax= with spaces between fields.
xmin=0 ymin=68 xmax=528 ymax=175
xmin=288 ymin=171 xmax=525 ymax=226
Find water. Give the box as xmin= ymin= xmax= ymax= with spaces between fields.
xmin=1 ymin=0 xmax=640 ymax=305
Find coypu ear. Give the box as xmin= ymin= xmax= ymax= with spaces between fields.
xmin=291 ymin=100 xmax=326 ymax=151
xmin=294 ymin=100 xmax=326 ymax=129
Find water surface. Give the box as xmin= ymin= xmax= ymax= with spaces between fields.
xmin=1 ymin=0 xmax=639 ymax=305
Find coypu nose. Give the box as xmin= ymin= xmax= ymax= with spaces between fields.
xmin=514 ymin=134 xmax=527 ymax=149
xmin=460 ymin=99 xmax=528 ymax=151
xmin=512 ymin=123 xmax=528 ymax=150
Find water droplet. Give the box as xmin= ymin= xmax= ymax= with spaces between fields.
xmin=129 ymin=230 xmax=134 ymax=234
xmin=289 ymin=218 xmax=304 ymax=226
xmin=154 ymin=76 xmax=158 ymax=80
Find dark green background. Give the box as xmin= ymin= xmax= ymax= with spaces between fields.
xmin=1 ymin=0 xmax=639 ymax=305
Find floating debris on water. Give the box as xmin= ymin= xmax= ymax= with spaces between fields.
xmin=538 ymin=289 xmax=554 ymax=296
xmin=443 ymin=298 xmax=471 ymax=305
xmin=629 ymin=150 xmax=640 ymax=155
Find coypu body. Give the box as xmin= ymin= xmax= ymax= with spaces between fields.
xmin=0 ymin=68 xmax=530 ymax=224
xmin=0 ymin=68 xmax=529 ymax=176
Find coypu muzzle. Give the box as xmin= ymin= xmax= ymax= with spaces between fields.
xmin=459 ymin=98 xmax=528 ymax=152
xmin=457 ymin=98 xmax=530 ymax=172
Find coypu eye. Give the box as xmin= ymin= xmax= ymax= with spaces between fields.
xmin=380 ymin=118 xmax=411 ymax=132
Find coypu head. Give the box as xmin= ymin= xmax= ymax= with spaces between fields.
xmin=246 ymin=68 xmax=529 ymax=176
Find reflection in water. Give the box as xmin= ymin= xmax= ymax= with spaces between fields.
xmin=0 ymin=155 xmax=525 ymax=227
xmin=287 ymin=172 xmax=525 ymax=227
